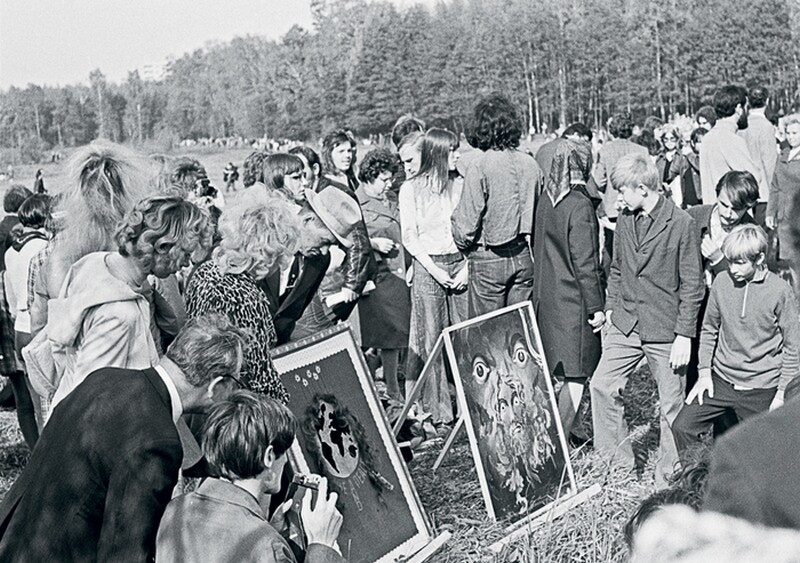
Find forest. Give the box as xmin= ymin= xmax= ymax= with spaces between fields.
xmin=1 ymin=0 xmax=799 ymax=161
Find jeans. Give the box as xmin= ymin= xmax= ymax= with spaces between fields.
xmin=589 ymin=324 xmax=686 ymax=487
xmin=13 ymin=331 xmax=39 ymax=448
xmin=466 ymin=238 xmax=533 ymax=318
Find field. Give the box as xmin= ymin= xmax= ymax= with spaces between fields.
xmin=0 ymin=142 xmax=660 ymax=562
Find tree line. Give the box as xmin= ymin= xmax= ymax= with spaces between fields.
xmin=2 ymin=0 xmax=799 ymax=162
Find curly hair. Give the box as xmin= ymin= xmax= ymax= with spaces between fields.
xmin=213 ymin=194 xmax=300 ymax=280
xmin=321 ymin=129 xmax=356 ymax=175
xmin=243 ymin=150 xmax=268 ymax=187
xmin=115 ymin=195 xmax=213 ymax=272
xmin=169 ymin=157 xmax=208 ymax=196
xmin=608 ymin=112 xmax=635 ymax=139
xmin=467 ymin=93 xmax=522 ymax=151
xmin=358 ymin=148 xmax=399 ymax=184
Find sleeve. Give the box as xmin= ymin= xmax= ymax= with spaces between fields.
xmin=29 ymin=260 xmax=50 ymax=338
xmin=72 ymin=303 xmax=138 ymax=379
xmin=568 ymin=200 xmax=605 ymax=315
xmin=767 ymin=164 xmax=781 ymax=221
xmin=605 ymin=219 xmax=622 ymax=313
xmin=591 ymin=150 xmax=608 ymax=192
xmin=450 ymin=161 xmax=487 ymax=250
xmin=97 ymin=438 xmax=182 ymax=563
xmin=698 ymin=279 xmax=721 ymax=370
xmin=703 ymin=437 xmax=766 ymax=524
xmin=760 ymin=125 xmax=779 ymax=186
xmin=340 ymin=214 xmax=374 ymax=295
xmin=398 ymin=183 xmax=424 ymax=258
xmin=3 ymin=269 xmax=16 ymax=319
xmin=306 ymin=543 xmax=346 ymax=563
xmin=151 ymin=275 xmax=186 ymax=339
xmin=777 ymin=285 xmax=800 ymax=390
xmin=675 ymin=218 xmax=705 ymax=338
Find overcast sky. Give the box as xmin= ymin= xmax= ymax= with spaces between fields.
xmin=0 ymin=0 xmax=431 ymax=90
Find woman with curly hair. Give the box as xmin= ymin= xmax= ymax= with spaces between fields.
xmin=45 ymin=195 xmax=213 ymax=410
xmin=400 ymin=127 xmax=467 ymax=425
xmin=356 ymin=148 xmax=409 ymax=400
xmin=451 ymin=93 xmax=543 ymax=317
xmin=184 ymin=194 xmax=301 ymax=403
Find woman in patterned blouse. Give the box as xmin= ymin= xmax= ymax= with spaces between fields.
xmin=184 ymin=194 xmax=301 ymax=403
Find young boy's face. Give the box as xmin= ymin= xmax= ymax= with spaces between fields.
xmin=728 ymin=255 xmax=763 ymax=283
xmin=617 ymin=183 xmax=647 ymax=212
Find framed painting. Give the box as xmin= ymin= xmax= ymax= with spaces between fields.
xmin=272 ymin=324 xmax=433 ymax=563
xmin=443 ymin=301 xmax=576 ymax=522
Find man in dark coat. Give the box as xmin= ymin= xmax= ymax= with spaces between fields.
xmin=0 ymin=185 xmax=33 ymax=270
xmin=0 ymin=315 xmax=246 ymax=562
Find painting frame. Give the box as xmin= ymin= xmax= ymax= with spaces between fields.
xmin=272 ymin=324 xmax=435 ymax=563
xmin=442 ymin=301 xmax=577 ymax=522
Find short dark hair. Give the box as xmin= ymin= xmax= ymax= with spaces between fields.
xmin=358 ymin=148 xmax=398 ymax=184
xmin=17 ymin=194 xmax=51 ymax=229
xmin=262 ymin=153 xmax=304 ymax=194
xmin=695 ymin=106 xmax=717 ymax=127
xmin=170 ymin=157 xmax=208 ymax=194
xmin=4 ymin=185 xmax=33 ymax=213
xmin=624 ymin=488 xmax=698 ymax=547
xmin=690 ymin=127 xmax=707 ymax=144
xmin=608 ymin=113 xmax=635 ymax=139
xmin=713 ymin=85 xmax=747 ymax=119
xmin=242 ymin=151 xmax=268 ymax=187
xmin=562 ymin=122 xmax=593 ymax=142
xmin=203 ymin=390 xmax=297 ymax=480
xmin=289 ymin=145 xmax=321 ymax=173
xmin=467 ymin=93 xmax=522 ymax=151
xmin=391 ymin=115 xmax=426 ymax=149
xmin=716 ymin=170 xmax=759 ymax=210
xmin=748 ymin=85 xmax=769 ymax=109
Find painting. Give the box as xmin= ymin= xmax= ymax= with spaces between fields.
xmin=272 ymin=325 xmax=433 ymax=563
xmin=445 ymin=302 xmax=576 ymax=522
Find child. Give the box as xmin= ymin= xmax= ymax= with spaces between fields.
xmin=672 ymin=225 xmax=799 ymax=460
xmin=590 ymin=153 xmax=704 ymax=487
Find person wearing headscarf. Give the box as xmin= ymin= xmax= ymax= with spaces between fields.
xmin=532 ymin=139 xmax=605 ymax=437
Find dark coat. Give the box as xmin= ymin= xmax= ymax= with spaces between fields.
xmin=260 ymin=253 xmax=331 ymax=345
xmin=0 ymin=215 xmax=20 ymax=271
xmin=703 ymin=396 xmax=800 ymax=528
xmin=533 ymin=188 xmax=605 ymax=380
xmin=0 ymin=367 xmax=182 ymax=562
xmin=768 ymin=148 xmax=800 ymax=261
xmin=607 ymin=196 xmax=704 ymax=342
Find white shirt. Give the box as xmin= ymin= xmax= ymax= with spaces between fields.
xmin=154 ymin=363 xmax=183 ymax=424
xmin=4 ymin=236 xmax=48 ymax=333
xmin=398 ymin=177 xmax=462 ymax=257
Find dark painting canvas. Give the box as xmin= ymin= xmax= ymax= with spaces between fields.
xmin=446 ymin=302 xmax=575 ymax=522
xmin=272 ymin=326 xmax=431 ymax=563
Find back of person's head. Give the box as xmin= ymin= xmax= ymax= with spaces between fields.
xmin=17 ymin=194 xmax=51 ymax=230
xmin=3 ymin=184 xmax=33 ymax=214
xmin=243 ymin=151 xmax=268 ymax=188
xmin=610 ymin=153 xmax=660 ymax=192
xmin=170 ymin=157 xmax=208 ymax=196
xmin=391 ymin=115 xmax=426 ymax=149
xmin=562 ymin=122 xmax=593 ymax=142
xmin=690 ymin=127 xmax=707 ymax=145
xmin=608 ymin=113 xmax=635 ymax=139
xmin=722 ymin=224 xmax=768 ymax=263
xmin=288 ymin=145 xmax=321 ymax=174
xmin=716 ymin=170 xmax=759 ymax=211
xmin=203 ymin=390 xmax=297 ymax=480
xmin=262 ymin=153 xmax=304 ymax=195
xmin=417 ymin=127 xmax=459 ymax=192
xmin=695 ymin=105 xmax=718 ymax=128
xmin=624 ymin=488 xmax=699 ymax=548
xmin=358 ymin=148 xmax=398 ymax=184
xmin=714 ymin=85 xmax=747 ymax=119
xmin=642 ymin=116 xmax=664 ymax=133
xmin=321 ymin=129 xmax=356 ymax=174
xmin=166 ymin=314 xmax=249 ymax=388
xmin=748 ymin=85 xmax=769 ymax=109
xmin=467 ymin=93 xmax=522 ymax=151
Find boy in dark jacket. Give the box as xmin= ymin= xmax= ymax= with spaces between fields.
xmin=590 ymin=153 xmax=704 ymax=487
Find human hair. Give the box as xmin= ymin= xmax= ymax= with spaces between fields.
xmin=624 ymin=488 xmax=699 ymax=547
xmin=414 ymin=128 xmax=459 ymax=194
xmin=690 ymin=127 xmax=707 ymax=144
xmin=243 ymin=151 xmax=268 ymax=187
xmin=17 ymin=194 xmax=51 ymax=229
xmin=398 ymin=131 xmax=424 ymax=151
xmin=722 ymin=224 xmax=768 ymax=263
xmin=748 ymin=85 xmax=768 ymax=109
xmin=203 ymin=390 xmax=297 ymax=481
xmin=467 ymin=93 xmax=522 ymax=151
xmin=289 ymin=145 xmax=321 ymax=173
xmin=321 ymin=129 xmax=356 ymax=175
xmin=169 ymin=157 xmax=208 ymax=196
xmin=114 ymin=195 xmax=213 ymax=271
xmin=166 ymin=314 xmax=249 ymax=387
xmin=783 ymin=113 xmax=800 ymax=128
xmin=3 ymin=184 xmax=33 ymax=213
xmin=262 ymin=153 xmax=304 ymax=197
xmin=563 ymin=122 xmax=593 ymax=142
xmin=695 ymin=105 xmax=717 ymax=127
xmin=714 ymin=85 xmax=747 ymax=119
xmin=610 ymin=153 xmax=660 ymax=192
xmin=358 ymin=148 xmax=398 ymax=184
xmin=391 ymin=115 xmax=426 ymax=149
xmin=213 ymin=194 xmax=300 ymax=280
xmin=608 ymin=113 xmax=635 ymax=139
xmin=715 ymin=170 xmax=759 ymax=211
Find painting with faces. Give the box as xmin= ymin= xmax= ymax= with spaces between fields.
xmin=447 ymin=302 xmax=575 ymax=522
xmin=271 ymin=325 xmax=432 ymax=563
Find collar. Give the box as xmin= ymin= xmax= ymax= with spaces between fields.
xmin=154 ymin=363 xmax=183 ymax=423
xmin=788 ymin=146 xmax=800 ymax=162
xmin=714 ymin=120 xmax=739 ymax=134
xmin=750 ymin=107 xmax=766 ymax=118
xmin=196 ymin=478 xmax=267 ymax=520
xmin=639 ymin=194 xmax=664 ymax=219
xmin=750 ymin=267 xmax=769 ymax=284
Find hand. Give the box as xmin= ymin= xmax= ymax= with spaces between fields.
xmin=603 ymin=310 xmax=614 ymax=330
xmin=588 ymin=311 xmax=605 ymax=333
xmin=430 ymin=266 xmax=453 ymax=288
xmin=371 ymin=237 xmax=395 ymax=254
xmin=765 ymin=216 xmax=777 ymax=230
xmin=686 ymin=371 xmax=714 ymax=405
xmin=770 ymin=390 xmax=785 ymax=411
xmin=301 ymin=477 xmax=343 ymax=549
xmin=269 ymin=499 xmax=293 ymax=534
xmin=451 ymin=265 xmax=468 ymax=291
xmin=405 ymin=264 xmax=414 ymax=287
xmin=340 ymin=288 xmax=359 ymax=303
xmin=670 ymin=335 xmax=691 ymax=370
xmin=700 ymin=236 xmax=724 ymax=264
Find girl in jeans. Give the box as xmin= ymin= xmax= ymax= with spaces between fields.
xmin=399 ymin=128 xmax=467 ymax=426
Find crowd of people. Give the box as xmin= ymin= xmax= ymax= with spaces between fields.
xmin=0 ymin=83 xmax=797 ymax=561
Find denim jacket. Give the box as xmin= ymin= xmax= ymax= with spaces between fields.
xmin=451 ymin=149 xmax=543 ymax=249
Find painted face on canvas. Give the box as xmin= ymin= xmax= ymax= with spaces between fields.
xmin=314 ymin=400 xmax=360 ymax=478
